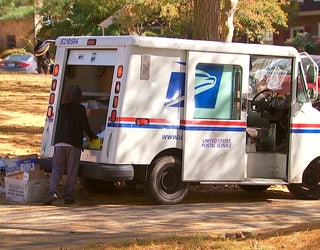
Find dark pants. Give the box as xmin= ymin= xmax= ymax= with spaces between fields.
xmin=49 ymin=146 xmax=81 ymax=200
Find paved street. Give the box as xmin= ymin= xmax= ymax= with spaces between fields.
xmin=0 ymin=187 xmax=320 ymax=249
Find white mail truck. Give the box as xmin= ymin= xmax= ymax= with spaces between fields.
xmin=39 ymin=36 xmax=320 ymax=204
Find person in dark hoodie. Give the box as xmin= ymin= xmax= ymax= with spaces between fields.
xmin=44 ymin=85 xmax=97 ymax=205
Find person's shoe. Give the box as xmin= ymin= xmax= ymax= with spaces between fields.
xmin=64 ymin=199 xmax=75 ymax=204
xmin=43 ymin=193 xmax=58 ymax=205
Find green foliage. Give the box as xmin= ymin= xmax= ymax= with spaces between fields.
xmin=285 ymin=33 xmax=320 ymax=54
xmin=36 ymin=0 xmax=126 ymax=39
xmin=0 ymin=0 xmax=293 ymax=44
xmin=0 ymin=0 xmax=34 ymax=21
xmin=234 ymin=0 xmax=291 ymax=43
xmin=109 ymin=0 xmax=193 ymax=38
xmin=0 ymin=48 xmax=29 ymax=59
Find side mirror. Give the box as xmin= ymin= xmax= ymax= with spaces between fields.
xmin=307 ymin=64 xmax=317 ymax=84
xmin=307 ymin=88 xmax=317 ymax=100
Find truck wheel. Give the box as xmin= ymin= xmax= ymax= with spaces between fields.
xmin=239 ymin=185 xmax=270 ymax=192
xmin=287 ymin=184 xmax=320 ymax=199
xmin=145 ymin=155 xmax=189 ymax=205
xmin=287 ymin=165 xmax=320 ymax=199
xmin=79 ymin=177 xmax=115 ymax=193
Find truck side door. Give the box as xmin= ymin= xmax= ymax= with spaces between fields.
xmin=183 ymin=52 xmax=250 ymax=181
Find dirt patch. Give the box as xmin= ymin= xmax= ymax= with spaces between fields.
xmin=0 ymin=73 xmax=51 ymax=157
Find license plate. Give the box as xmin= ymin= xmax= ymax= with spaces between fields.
xmin=8 ymin=63 xmax=15 ymax=67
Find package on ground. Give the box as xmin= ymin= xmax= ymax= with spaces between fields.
xmin=5 ymin=169 xmax=46 ymax=181
xmin=23 ymin=169 xmax=46 ymax=181
xmin=4 ymin=154 xmax=39 ymax=176
xmin=4 ymin=169 xmax=48 ymax=203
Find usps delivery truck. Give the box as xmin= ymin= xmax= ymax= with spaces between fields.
xmin=39 ymin=36 xmax=320 ymax=204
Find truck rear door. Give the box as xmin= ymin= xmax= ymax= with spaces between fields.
xmin=61 ymin=49 xmax=117 ymax=162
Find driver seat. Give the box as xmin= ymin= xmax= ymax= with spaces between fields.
xmin=246 ymin=100 xmax=270 ymax=140
xmin=246 ymin=100 xmax=270 ymax=152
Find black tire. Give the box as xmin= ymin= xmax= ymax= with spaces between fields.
xmin=79 ymin=177 xmax=115 ymax=193
xmin=287 ymin=165 xmax=320 ymax=200
xmin=287 ymin=184 xmax=320 ymax=200
xmin=239 ymin=185 xmax=270 ymax=192
xmin=145 ymin=155 xmax=189 ymax=205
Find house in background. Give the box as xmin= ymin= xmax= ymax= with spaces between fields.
xmin=273 ymin=0 xmax=320 ymax=46
xmin=0 ymin=18 xmax=35 ymax=51
xmin=0 ymin=2 xmax=41 ymax=53
xmin=292 ymin=0 xmax=320 ymax=42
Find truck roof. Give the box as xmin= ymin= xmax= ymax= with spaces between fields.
xmin=55 ymin=35 xmax=299 ymax=58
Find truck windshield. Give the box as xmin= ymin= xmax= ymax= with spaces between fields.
xmin=249 ymin=56 xmax=292 ymax=98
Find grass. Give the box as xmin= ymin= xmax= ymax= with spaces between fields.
xmin=73 ymin=222 xmax=320 ymax=249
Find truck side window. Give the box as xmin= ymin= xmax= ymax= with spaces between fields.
xmin=193 ymin=63 xmax=242 ymax=120
xmin=297 ymin=63 xmax=308 ymax=103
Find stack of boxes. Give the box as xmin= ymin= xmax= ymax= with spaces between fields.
xmin=3 ymin=154 xmax=48 ymax=203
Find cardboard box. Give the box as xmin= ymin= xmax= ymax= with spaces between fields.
xmin=7 ymin=172 xmax=24 ymax=179
xmin=4 ymin=176 xmax=48 ymax=203
xmin=23 ymin=169 xmax=46 ymax=181
xmin=4 ymin=154 xmax=39 ymax=176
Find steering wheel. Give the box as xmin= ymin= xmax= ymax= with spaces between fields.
xmin=250 ymin=88 xmax=276 ymax=112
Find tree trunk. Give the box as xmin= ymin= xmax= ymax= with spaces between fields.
xmin=221 ymin=0 xmax=238 ymax=42
xmin=193 ymin=0 xmax=220 ymax=41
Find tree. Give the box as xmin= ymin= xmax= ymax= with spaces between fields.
xmin=234 ymin=0 xmax=290 ymax=43
xmin=221 ymin=0 xmax=238 ymax=42
xmin=31 ymin=0 xmax=291 ymax=44
xmin=36 ymin=0 xmax=125 ymax=39
xmin=192 ymin=0 xmax=220 ymax=41
xmin=36 ymin=0 xmax=193 ymax=39
xmin=192 ymin=0 xmax=291 ymax=43
xmin=0 ymin=0 xmax=34 ymax=21
xmin=112 ymin=0 xmax=193 ymax=38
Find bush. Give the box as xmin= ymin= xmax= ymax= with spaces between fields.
xmin=0 ymin=48 xmax=30 ymax=59
xmin=285 ymin=32 xmax=320 ymax=54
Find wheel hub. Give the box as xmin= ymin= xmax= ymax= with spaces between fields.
xmin=160 ymin=169 xmax=179 ymax=194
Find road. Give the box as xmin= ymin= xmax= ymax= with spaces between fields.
xmin=0 ymin=186 xmax=320 ymax=250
